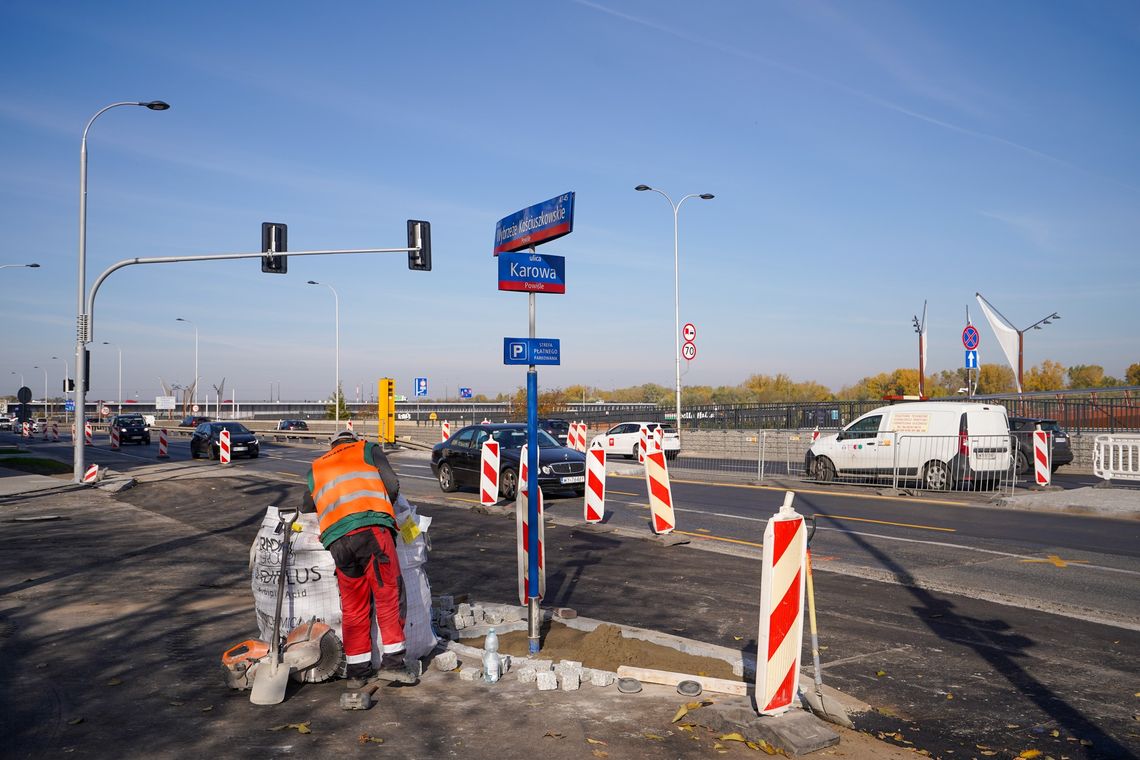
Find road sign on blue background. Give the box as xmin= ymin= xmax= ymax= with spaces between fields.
xmin=962 ymin=325 xmax=980 ymax=350
xmin=459 ymin=387 xmax=472 ymax=399
xmin=65 ymin=400 xmax=75 ymax=412
xmin=965 ymin=350 xmax=979 ymax=369
xmin=498 ymin=252 xmax=566 ymax=294
xmin=494 ymin=192 xmax=575 ymax=255
xmin=414 ymin=377 xmax=428 ymax=398
xmin=503 ymin=337 xmax=561 ymax=366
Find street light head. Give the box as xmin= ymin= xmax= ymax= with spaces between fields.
xmin=27 ymin=263 xmax=40 ymax=268
xmin=634 ymin=185 xmax=651 ymax=192
xmin=307 ymin=280 xmax=319 ymax=285
xmin=175 ymin=317 xmax=187 ymax=323
xmin=142 ymin=101 xmax=170 ymax=111
xmin=699 ymin=194 xmax=715 ymax=200
xmin=1053 ymin=313 xmax=1061 ymax=320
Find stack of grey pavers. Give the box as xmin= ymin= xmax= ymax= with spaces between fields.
xmin=429 ymin=597 xmax=617 ymax=690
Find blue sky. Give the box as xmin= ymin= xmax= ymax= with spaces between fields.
xmin=2 ymin=1 xmax=1138 ymax=403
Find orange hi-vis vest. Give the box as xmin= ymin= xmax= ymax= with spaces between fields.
xmin=311 ymin=441 xmax=396 ymax=543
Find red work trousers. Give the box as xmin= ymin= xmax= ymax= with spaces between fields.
xmin=330 ymin=525 xmax=406 ymax=670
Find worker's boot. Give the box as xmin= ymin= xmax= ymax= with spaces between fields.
xmin=376 ymin=652 xmax=418 ymax=685
xmin=344 ymin=662 xmax=376 ymax=690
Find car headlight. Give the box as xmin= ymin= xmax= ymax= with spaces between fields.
xmin=251 ymin=438 xmax=259 ymax=446
xmin=540 ymin=465 xmax=552 ymax=475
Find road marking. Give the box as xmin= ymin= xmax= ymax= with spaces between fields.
xmin=815 ymin=513 xmax=956 ymax=533
xmin=608 ymin=490 xmax=639 ymax=496
xmin=276 ymin=471 xmax=300 ymax=479
xmin=675 ymin=530 xmax=763 ymax=549
xmin=1020 ymin=555 xmax=1089 ymax=568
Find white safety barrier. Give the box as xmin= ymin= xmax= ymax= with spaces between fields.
xmin=441 ymin=421 xmax=450 ymax=443
xmin=157 ymin=428 xmax=170 ymax=459
xmin=110 ymin=425 xmax=120 ymax=450
xmin=515 ymin=444 xmax=545 ymax=605
xmin=346 ymin=420 xmax=354 ymax=433
xmin=479 ymin=440 xmax=500 ymax=507
xmin=1033 ymin=431 xmax=1051 ymax=486
xmin=584 ymin=444 xmax=605 ymax=524
xmin=1093 ymin=434 xmax=1140 ymax=482
xmin=22 ymin=422 xmax=30 ymax=439
xmin=643 ymin=448 xmax=676 ymax=534
xmin=82 ymin=464 xmax=100 ymax=483
xmin=51 ymin=423 xmax=60 ymax=442
xmin=653 ymin=425 xmax=664 ymax=453
xmin=219 ymin=429 xmax=231 ymax=464
xmin=755 ymin=492 xmax=806 ymax=716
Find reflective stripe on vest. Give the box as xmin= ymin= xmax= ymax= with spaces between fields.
xmin=312 ymin=442 xmax=395 ymax=537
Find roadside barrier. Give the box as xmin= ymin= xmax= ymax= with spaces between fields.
xmin=157 ymin=429 xmax=169 ymax=459
xmin=219 ymin=429 xmax=231 ymax=464
xmin=84 ymin=421 xmax=92 ymax=446
xmin=567 ymin=422 xmax=580 ymax=451
xmin=577 ymin=422 xmax=590 ymax=452
xmin=584 ymin=443 xmax=605 ymax=524
xmin=441 ymin=421 xmax=450 ymax=443
xmin=653 ymin=425 xmax=664 ymax=453
xmin=755 ymin=492 xmax=806 ymax=716
xmin=1093 ymin=434 xmax=1140 ymax=482
xmin=22 ymin=422 xmax=30 ymax=439
xmin=41 ymin=423 xmax=50 ymax=441
xmin=515 ymin=444 xmax=545 ymax=605
xmin=812 ymin=426 xmax=819 ymax=442
xmin=82 ymin=464 xmax=100 ymax=483
xmin=1033 ymin=431 xmax=1052 ymax=486
xmin=481 ymin=418 xmax=490 ymax=424
xmin=51 ymin=423 xmax=60 ymax=442
xmin=638 ymin=424 xmax=649 ymax=464
xmin=643 ymin=448 xmax=676 ymax=534
xmin=346 ymin=420 xmax=354 ymax=433
xmin=110 ymin=425 xmax=120 ymax=450
xmin=479 ymin=440 xmax=500 ymax=507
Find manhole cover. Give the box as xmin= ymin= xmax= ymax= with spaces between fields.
xmin=616 ymin=677 xmax=642 ymax=694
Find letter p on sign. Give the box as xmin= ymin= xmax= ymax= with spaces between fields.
xmin=510 ymin=341 xmax=528 ymax=361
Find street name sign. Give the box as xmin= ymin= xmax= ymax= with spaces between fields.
xmin=493 ymin=192 xmax=575 ymax=255
xmin=503 ymin=338 xmax=561 ymax=366
xmin=498 ymin=252 xmax=566 ymax=294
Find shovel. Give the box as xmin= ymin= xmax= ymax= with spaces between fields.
xmin=250 ymin=508 xmax=299 ymax=705
xmin=800 ymin=515 xmax=854 ymax=728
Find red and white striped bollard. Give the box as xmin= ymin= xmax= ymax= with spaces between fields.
xmin=643 ymin=446 xmax=676 ymax=534
xmin=83 ymin=464 xmax=100 ymax=483
xmin=584 ymin=443 xmax=606 ymax=524
xmin=219 ymin=429 xmax=231 ymax=464
xmin=84 ymin=421 xmax=93 ymax=446
xmin=638 ymin=424 xmax=649 ymax=464
xmin=755 ymin=491 xmax=807 ymax=715
xmin=157 ymin=428 xmax=170 ymax=459
xmin=51 ymin=422 xmax=60 ymax=442
xmin=441 ymin=421 xmax=450 ymax=443
xmin=110 ymin=424 xmax=120 ymax=450
xmin=480 ymin=440 xmax=500 ymax=507
xmin=1033 ymin=430 xmax=1051 ymax=486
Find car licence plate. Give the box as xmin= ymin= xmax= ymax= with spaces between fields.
xmin=234 ymin=446 xmax=247 ymax=452
xmin=560 ymin=475 xmax=585 ymax=484
xmin=974 ymin=451 xmax=996 ymax=460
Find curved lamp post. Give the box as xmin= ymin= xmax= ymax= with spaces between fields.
xmin=308 ymin=280 xmax=341 ymax=426
xmin=634 ymin=185 xmax=714 ymax=436
xmin=74 ymin=100 xmax=169 ymax=483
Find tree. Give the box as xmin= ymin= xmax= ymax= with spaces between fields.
xmin=1024 ymin=360 xmax=1066 ymax=392
xmin=1127 ymin=363 xmax=1140 ymax=386
xmin=1067 ymin=364 xmax=1105 ymax=389
xmin=325 ymin=384 xmax=349 ymax=420
xmin=975 ymin=364 xmax=1016 ymax=394
xmin=930 ymin=369 xmax=969 ymax=397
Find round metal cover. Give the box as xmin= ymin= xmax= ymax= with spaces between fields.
xmin=616 ymin=677 xmax=642 ymax=694
xmin=677 ymin=680 xmax=703 ymax=697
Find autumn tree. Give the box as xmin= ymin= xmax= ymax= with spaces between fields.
xmin=975 ymin=364 xmax=1016 ymax=394
xmin=1023 ymin=360 xmax=1066 ymax=392
xmin=1067 ymin=364 xmax=1105 ymax=389
xmin=1127 ymin=363 xmax=1140 ymax=386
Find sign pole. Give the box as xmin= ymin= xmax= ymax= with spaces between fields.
xmin=526 ymin=248 xmax=541 ymax=655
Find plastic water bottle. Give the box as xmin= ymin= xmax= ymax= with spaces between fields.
xmin=482 ymin=628 xmax=501 ymax=683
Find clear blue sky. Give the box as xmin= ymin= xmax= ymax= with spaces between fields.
xmin=2 ymin=1 xmax=1138 ymax=404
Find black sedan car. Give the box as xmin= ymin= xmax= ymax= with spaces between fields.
xmin=109 ymin=413 xmax=150 ymax=445
xmin=190 ymin=421 xmax=260 ymax=460
xmin=431 ymin=423 xmax=587 ymax=500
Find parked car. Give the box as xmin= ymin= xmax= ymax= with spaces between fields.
xmin=274 ymin=419 xmax=309 ymax=441
xmin=589 ymin=421 xmax=681 ymax=460
xmin=431 ymin=423 xmax=587 ymax=499
xmin=1009 ymin=417 xmax=1073 ymax=476
xmin=805 ymin=402 xmax=1011 ymax=490
xmin=190 ymin=421 xmax=260 ymax=460
xmin=109 ymin=413 xmax=151 ymax=445
xmin=0 ymin=416 xmax=12 ymax=431
xmin=536 ymin=418 xmax=571 ymax=446
xmin=180 ymin=415 xmax=211 ymax=427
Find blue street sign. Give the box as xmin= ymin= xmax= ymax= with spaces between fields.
xmin=965 ymin=350 xmax=979 ymax=369
xmin=459 ymin=387 xmax=472 ymax=399
xmin=962 ymin=325 xmax=980 ymax=350
xmin=503 ymin=337 xmax=561 ymax=366
xmin=494 ymin=192 xmax=575 ymax=255
xmin=414 ymin=377 xmax=429 ymax=398
xmin=65 ymin=400 xmax=75 ymax=412
xmin=498 ymin=252 xmax=566 ymax=294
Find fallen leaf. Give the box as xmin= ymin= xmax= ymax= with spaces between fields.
xmin=980 ymin=752 xmax=996 ymax=757
xmin=1018 ymin=751 xmax=1042 ymax=759
xmin=643 ymin=733 xmax=664 ymax=740
xmin=106 ymin=677 xmax=122 ymax=686
xmin=585 ymin=738 xmax=607 ymax=746
xmin=270 ymin=722 xmax=311 ymax=734
xmin=875 ymin=670 xmax=887 ymax=677
xmin=719 ymin=732 xmax=747 ymax=743
xmin=358 ymin=734 xmax=384 ymax=745
xmin=168 ymin=701 xmax=184 ymax=707
xmin=1051 ymin=730 xmax=1060 ymax=737
xmin=543 ymin=731 xmax=563 ymax=739
xmin=678 ymin=724 xmax=695 ymax=733
xmin=201 ymin=706 xmax=213 ymax=712
xmin=671 ymin=700 xmax=711 ymax=723
xmin=733 ymin=636 xmax=743 ymax=641
xmin=713 ymin=743 xmax=725 ymax=750
xmin=67 ymin=718 xmax=84 ymax=726
xmin=976 ymin=745 xmax=991 ymax=750
xmin=946 ymin=693 xmax=954 ymax=700
xmin=1079 ymin=739 xmax=1093 ymax=747
xmin=1006 ymin=724 xmax=1021 ymax=729
xmin=591 ymin=751 xmax=608 ymax=759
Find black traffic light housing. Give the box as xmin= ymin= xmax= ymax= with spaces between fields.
xmin=261 ymin=222 xmax=288 ymax=274
xmin=407 ymin=220 xmax=431 ymax=271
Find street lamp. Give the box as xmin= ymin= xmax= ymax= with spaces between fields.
xmin=1 ymin=263 xmax=40 ymax=270
xmin=74 ymin=100 xmax=169 ymax=483
xmin=308 ymin=280 xmax=341 ymax=426
xmin=175 ymin=318 xmax=198 ymax=406
xmin=975 ymin=293 xmax=1060 ymax=393
xmin=634 ymin=184 xmax=714 ymax=436
xmin=102 ymin=341 xmax=122 ymax=414
xmin=11 ymin=371 xmax=24 ymax=387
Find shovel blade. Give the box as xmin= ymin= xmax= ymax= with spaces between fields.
xmin=249 ymin=660 xmax=290 ymax=705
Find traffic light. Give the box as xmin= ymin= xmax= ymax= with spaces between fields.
xmin=261 ymin=222 xmax=288 ymax=274
xmin=407 ymin=220 xmax=431 ymax=271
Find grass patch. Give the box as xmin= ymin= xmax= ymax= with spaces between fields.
xmin=0 ymin=457 xmax=71 ymax=476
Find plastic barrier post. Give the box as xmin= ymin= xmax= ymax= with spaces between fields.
xmin=441 ymin=421 xmax=450 ymax=443
xmin=638 ymin=424 xmax=649 ymax=464
xmin=480 ymin=440 xmax=500 ymax=507
xmin=1034 ymin=430 xmax=1051 ymax=486
xmin=653 ymin=425 xmax=664 ymax=453
xmin=584 ymin=443 xmax=606 ymax=524
xmin=219 ymin=429 xmax=231 ymax=464
xmin=643 ymin=449 xmax=676 ymax=534
xmin=84 ymin=421 xmax=93 ymax=446
xmin=346 ymin=420 xmax=354 ymax=433
xmin=82 ymin=464 xmax=100 ymax=483
xmin=515 ymin=444 xmax=545 ymax=605
xmin=22 ymin=422 xmax=30 ymax=440
xmin=110 ymin=425 xmax=120 ymax=450
xmin=51 ymin=422 xmax=60 ymax=442
xmin=755 ymin=491 xmax=807 ymax=716
xmin=157 ymin=428 xmax=170 ymax=459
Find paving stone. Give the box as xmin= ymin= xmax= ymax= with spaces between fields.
xmin=526 ymin=659 xmax=552 ymax=672
xmin=439 ymin=595 xmax=455 ymax=612
xmin=501 ymin=607 xmax=523 ymax=622
xmin=471 ymin=607 xmax=485 ymax=624
xmin=691 ymin=697 xmax=839 ymax=755
xmin=484 ymin=611 xmax=503 ymax=625
xmin=516 ymin=667 xmax=537 ymax=684
xmin=560 ymin=671 xmax=580 ymax=691
xmin=459 ymin=667 xmax=481 ymax=682
xmin=433 ymin=651 xmax=458 ymax=672
xmin=453 ymin=615 xmax=467 ymax=630
xmin=536 ymin=671 xmax=558 ymax=691
xmin=456 ymin=602 xmax=472 ymax=619
xmin=590 ymin=670 xmax=616 ymax=687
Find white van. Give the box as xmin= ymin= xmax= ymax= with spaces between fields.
xmin=805 ymin=402 xmax=1011 ymax=490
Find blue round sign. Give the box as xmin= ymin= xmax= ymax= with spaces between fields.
xmin=962 ymin=325 xmax=980 ymax=350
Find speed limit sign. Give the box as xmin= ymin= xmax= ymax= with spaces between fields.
xmin=682 ymin=341 xmax=697 ymax=361
xmin=100 ymin=405 xmax=110 ymax=416
xmin=192 ymin=404 xmax=200 ymax=413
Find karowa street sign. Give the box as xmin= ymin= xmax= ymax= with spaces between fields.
xmin=493 ymin=192 xmax=575 ymax=255
xmin=498 ymin=251 xmax=566 ymax=294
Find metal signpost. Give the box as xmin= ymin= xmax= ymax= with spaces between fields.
xmin=962 ymin=322 xmax=980 ymax=398
xmin=497 ymin=194 xmax=573 ymax=655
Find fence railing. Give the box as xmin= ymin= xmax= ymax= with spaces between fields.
xmin=1093 ymin=434 xmax=1140 ymax=482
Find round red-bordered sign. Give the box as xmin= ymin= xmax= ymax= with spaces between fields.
xmin=682 ymin=323 xmax=696 ymax=342
xmin=962 ymin=325 xmax=980 ymax=350
xmin=682 ymin=341 xmax=697 ymax=361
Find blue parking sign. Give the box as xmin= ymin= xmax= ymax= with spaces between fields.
xmin=459 ymin=387 xmax=472 ymax=399
xmin=414 ymin=377 xmax=428 ymax=398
